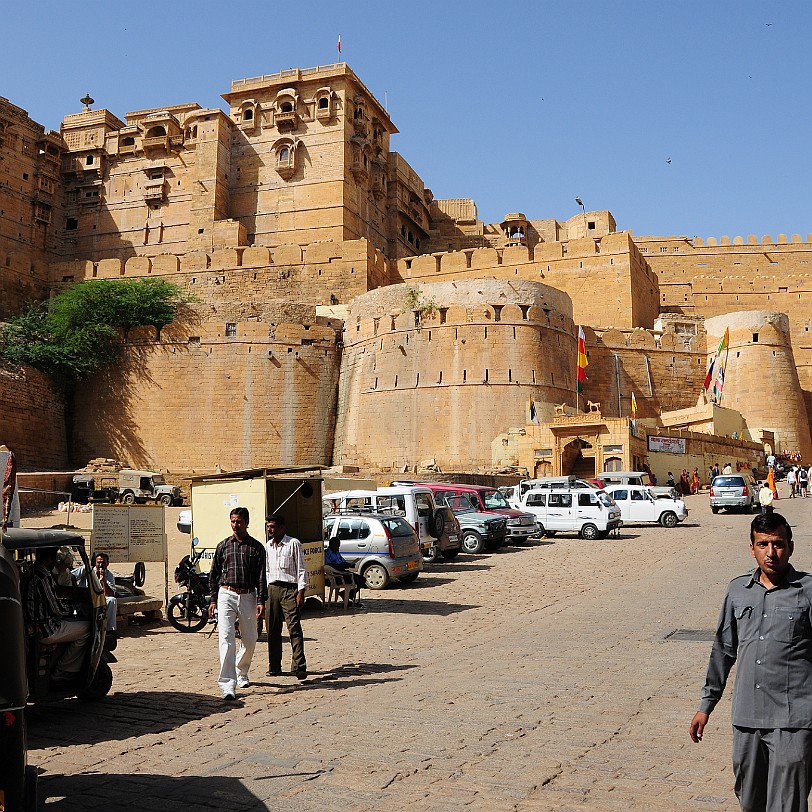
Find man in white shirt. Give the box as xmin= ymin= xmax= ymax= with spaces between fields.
xmin=264 ymin=513 xmax=308 ymax=679
xmin=787 ymin=467 xmax=797 ymax=498
xmin=73 ymin=552 xmax=117 ymax=635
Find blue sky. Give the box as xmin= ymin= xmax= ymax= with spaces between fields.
xmin=5 ymin=0 xmax=810 ymax=239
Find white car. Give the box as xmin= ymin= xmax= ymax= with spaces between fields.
xmin=518 ymin=487 xmax=622 ymax=540
xmin=603 ymin=485 xmax=687 ymax=527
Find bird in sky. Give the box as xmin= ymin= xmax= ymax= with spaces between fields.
xmin=666 ymin=158 xmax=672 ymax=164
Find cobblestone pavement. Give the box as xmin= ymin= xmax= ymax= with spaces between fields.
xmin=26 ymin=491 xmax=812 ymax=810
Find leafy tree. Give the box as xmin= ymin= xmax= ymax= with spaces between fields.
xmin=0 ymin=278 xmax=191 ymax=384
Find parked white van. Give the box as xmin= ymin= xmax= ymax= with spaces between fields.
xmin=500 ymin=477 xmax=594 ymax=509
xmin=517 ymin=487 xmax=622 ymax=540
xmin=322 ymin=486 xmax=456 ymax=559
xmin=602 ymin=484 xmax=688 ymax=527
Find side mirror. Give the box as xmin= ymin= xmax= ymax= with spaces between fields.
xmin=192 ymin=537 xmax=199 ymax=547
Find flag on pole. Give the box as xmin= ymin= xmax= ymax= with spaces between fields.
xmin=631 ymin=392 xmax=637 ymax=418
xmin=528 ymin=394 xmax=539 ymax=424
xmin=704 ymin=328 xmax=729 ymax=394
xmin=576 ymin=326 xmax=588 ymax=394
xmin=712 ymin=356 xmax=726 ymax=403
xmin=337 ymin=34 xmax=341 ymax=54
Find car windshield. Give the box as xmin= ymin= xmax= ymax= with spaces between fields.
xmin=482 ymin=489 xmax=509 ymax=509
xmin=714 ymin=476 xmax=745 ymax=487
xmin=597 ymin=492 xmax=615 ymax=508
xmin=152 ymin=474 xmax=166 ymax=485
xmin=445 ymin=495 xmax=476 ymax=513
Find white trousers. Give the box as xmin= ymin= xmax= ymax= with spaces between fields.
xmin=43 ymin=619 xmax=90 ymax=674
xmin=106 ymin=596 xmax=117 ymax=631
xmin=217 ymin=589 xmax=258 ymax=695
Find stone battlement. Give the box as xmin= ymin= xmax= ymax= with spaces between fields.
xmin=48 ymin=238 xmax=385 ymax=284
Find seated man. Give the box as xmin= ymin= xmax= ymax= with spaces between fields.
xmin=324 ymin=537 xmax=364 ymax=607
xmin=73 ymin=551 xmax=117 ymax=635
xmin=24 ymin=547 xmax=90 ymax=681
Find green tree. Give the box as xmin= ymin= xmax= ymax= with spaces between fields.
xmin=0 ymin=278 xmax=191 ymax=384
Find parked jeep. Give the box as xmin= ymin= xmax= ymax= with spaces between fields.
xmin=117 ymin=469 xmax=182 ymax=506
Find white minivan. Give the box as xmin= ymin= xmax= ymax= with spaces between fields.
xmin=322 ymin=486 xmax=456 ymax=558
xmin=518 ymin=487 xmax=622 ymax=540
xmin=602 ymin=484 xmax=688 ymax=527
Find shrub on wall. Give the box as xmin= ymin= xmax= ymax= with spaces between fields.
xmin=0 ymin=278 xmax=191 ymax=384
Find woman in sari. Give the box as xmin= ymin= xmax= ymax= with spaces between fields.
xmin=767 ymin=466 xmax=779 ymax=499
xmin=679 ymin=469 xmax=691 ymax=497
xmin=690 ymin=467 xmax=700 ymax=494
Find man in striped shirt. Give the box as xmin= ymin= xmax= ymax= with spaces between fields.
xmin=208 ymin=507 xmax=267 ymax=699
xmin=265 ymin=513 xmax=308 ymax=679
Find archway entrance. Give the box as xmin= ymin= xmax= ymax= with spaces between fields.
xmin=561 ymin=438 xmax=596 ymax=478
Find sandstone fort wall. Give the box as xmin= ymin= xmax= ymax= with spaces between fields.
xmin=0 ymin=363 xmax=67 ymax=470
xmin=392 ymin=232 xmax=659 ymax=329
xmin=69 ymin=317 xmax=340 ymax=474
xmin=47 ymin=238 xmax=389 ymax=308
xmin=334 ymin=280 xmax=577 ymax=471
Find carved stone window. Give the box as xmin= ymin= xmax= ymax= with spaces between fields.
xmin=273 ymin=138 xmax=299 ymax=180
xmin=314 ymin=87 xmax=334 ymax=122
xmin=275 ymin=90 xmax=299 ymax=132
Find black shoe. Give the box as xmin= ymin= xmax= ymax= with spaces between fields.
xmin=295 ymin=669 xmax=308 ymax=681
xmin=266 ymin=667 xmax=282 ymax=677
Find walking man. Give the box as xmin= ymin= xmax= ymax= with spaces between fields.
xmin=265 ymin=513 xmax=308 ymax=680
xmin=208 ymin=507 xmax=266 ymax=700
xmin=690 ymin=512 xmax=812 ymax=811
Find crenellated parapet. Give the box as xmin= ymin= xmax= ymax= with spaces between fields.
xmin=391 ymin=231 xmax=659 ymax=330
xmin=47 ymin=238 xmax=391 ymax=310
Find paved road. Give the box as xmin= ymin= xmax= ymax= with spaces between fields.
xmin=27 ymin=492 xmax=812 ymax=811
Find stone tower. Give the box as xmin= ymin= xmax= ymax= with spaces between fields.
xmin=334 ymin=279 xmax=577 ymax=471
xmin=704 ymin=311 xmax=812 ymax=459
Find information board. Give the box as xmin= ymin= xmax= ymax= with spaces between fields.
xmin=92 ymin=504 xmax=167 ymax=563
xmin=302 ymin=539 xmax=325 ymax=599
xmin=647 ymin=435 xmax=687 ymax=454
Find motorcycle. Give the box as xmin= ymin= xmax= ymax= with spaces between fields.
xmin=167 ymin=550 xmax=212 ymax=632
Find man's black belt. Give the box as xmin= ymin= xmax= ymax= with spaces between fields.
xmin=270 ymin=580 xmax=296 ymax=587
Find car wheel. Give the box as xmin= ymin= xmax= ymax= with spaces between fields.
xmin=422 ymin=545 xmax=438 ymax=564
xmin=711 ymin=506 xmax=719 ymax=514
xmin=77 ymin=660 xmax=113 ymax=701
xmin=441 ymin=548 xmax=460 ymax=560
xmin=159 ymin=494 xmax=172 ymax=506
xmin=660 ymin=511 xmax=678 ymax=528
xmin=121 ymin=492 xmax=135 ymax=505
xmin=461 ymin=531 xmax=485 ymax=554
xmin=580 ymin=523 xmax=599 ymax=541
xmin=398 ymin=572 xmax=419 ymax=584
xmin=362 ymin=563 xmax=390 ymax=590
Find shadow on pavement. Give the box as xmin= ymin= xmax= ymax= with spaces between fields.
xmin=27 ymin=690 xmax=237 ymax=747
xmin=361 ymin=598 xmax=478 ymax=616
xmin=431 ymin=562 xmax=494 ymax=573
xmin=263 ymin=661 xmax=417 ymax=692
xmin=38 ymin=773 xmax=266 ymax=812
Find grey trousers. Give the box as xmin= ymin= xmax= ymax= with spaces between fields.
xmin=267 ymin=582 xmax=306 ymax=673
xmin=733 ymin=726 xmax=812 ymax=812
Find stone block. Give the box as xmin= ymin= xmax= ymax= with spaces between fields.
xmin=125 ymin=256 xmax=151 ymax=276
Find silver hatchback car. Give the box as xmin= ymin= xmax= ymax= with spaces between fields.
xmin=710 ymin=474 xmax=758 ymax=513
xmin=323 ymin=513 xmax=423 ymax=589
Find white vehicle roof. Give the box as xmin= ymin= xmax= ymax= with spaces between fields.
xmin=323 ymin=485 xmax=434 ymax=501
xmin=599 ymin=471 xmax=647 ymax=478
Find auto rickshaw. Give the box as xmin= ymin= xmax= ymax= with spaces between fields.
xmin=3 ymin=528 xmax=114 ymax=703
xmin=0 ymin=530 xmax=36 ymax=811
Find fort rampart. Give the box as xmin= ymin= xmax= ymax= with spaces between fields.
xmin=704 ymin=311 xmax=812 ymax=460
xmin=391 ymin=231 xmax=660 ymax=330
xmin=69 ymin=316 xmax=340 ymax=474
xmin=0 ymin=363 xmax=67 ymax=470
xmin=334 ymin=279 xmax=577 ymax=471
xmin=47 ymin=238 xmax=389 ymax=308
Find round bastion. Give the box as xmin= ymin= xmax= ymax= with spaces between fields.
xmin=334 ymin=279 xmax=577 ymax=471
xmin=705 ymin=311 xmax=812 ymax=460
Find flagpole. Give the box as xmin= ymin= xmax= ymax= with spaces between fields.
xmin=718 ymin=343 xmax=730 ymax=405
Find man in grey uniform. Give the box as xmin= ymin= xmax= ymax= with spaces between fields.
xmin=690 ymin=512 xmax=812 ymax=812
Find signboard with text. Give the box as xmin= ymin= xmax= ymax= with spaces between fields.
xmin=91 ymin=503 xmax=167 ymax=563
xmin=647 ymin=435 xmax=687 ymax=454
